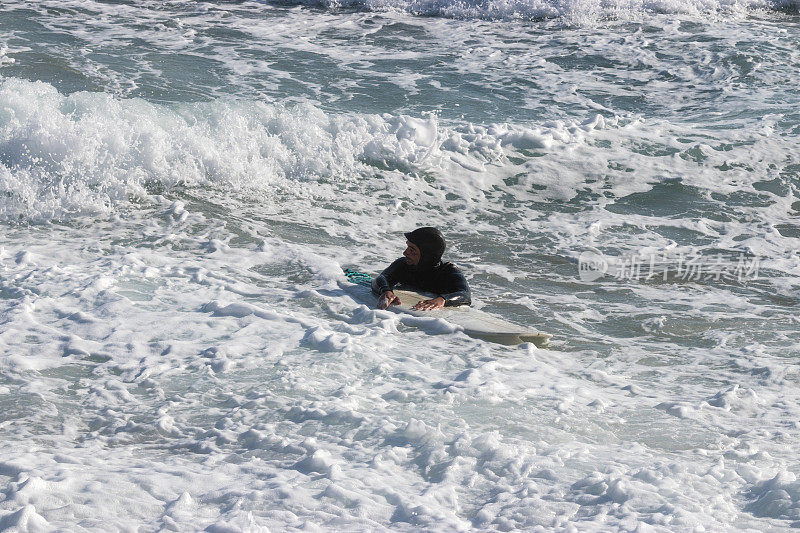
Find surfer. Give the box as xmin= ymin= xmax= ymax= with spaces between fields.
xmin=372 ymin=227 xmax=471 ymax=310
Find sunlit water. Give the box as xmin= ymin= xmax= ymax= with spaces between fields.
xmin=1 ymin=0 xmax=799 ymax=530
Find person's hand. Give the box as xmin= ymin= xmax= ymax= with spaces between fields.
xmin=378 ymin=291 xmax=401 ymax=309
xmin=411 ymin=296 xmax=445 ymax=311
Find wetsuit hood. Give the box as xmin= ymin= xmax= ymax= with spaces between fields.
xmin=404 ymin=227 xmax=446 ymax=270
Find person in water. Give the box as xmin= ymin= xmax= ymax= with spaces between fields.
xmin=372 ymin=227 xmax=471 ymax=310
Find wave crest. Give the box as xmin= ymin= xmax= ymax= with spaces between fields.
xmin=0 ymin=77 xmax=602 ymax=222
xmin=271 ymin=0 xmax=798 ymax=21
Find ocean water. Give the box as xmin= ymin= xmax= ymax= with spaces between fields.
xmin=1 ymin=0 xmax=799 ymax=530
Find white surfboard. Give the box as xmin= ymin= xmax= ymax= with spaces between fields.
xmin=343 ymin=270 xmax=551 ymax=346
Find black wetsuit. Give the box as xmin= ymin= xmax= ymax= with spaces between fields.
xmin=371 ymin=258 xmax=471 ymax=307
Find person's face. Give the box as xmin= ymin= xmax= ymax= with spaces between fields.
xmin=403 ymin=240 xmax=421 ymax=266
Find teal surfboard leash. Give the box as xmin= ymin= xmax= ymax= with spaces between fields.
xmin=343 ymin=268 xmax=374 ymax=287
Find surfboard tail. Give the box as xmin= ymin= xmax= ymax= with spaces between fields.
xmin=466 ymin=331 xmax=552 ymax=347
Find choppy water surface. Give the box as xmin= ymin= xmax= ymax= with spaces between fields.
xmin=1 ymin=0 xmax=799 ymax=530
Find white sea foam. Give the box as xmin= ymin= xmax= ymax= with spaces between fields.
xmin=1 ymin=174 xmax=798 ymax=531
